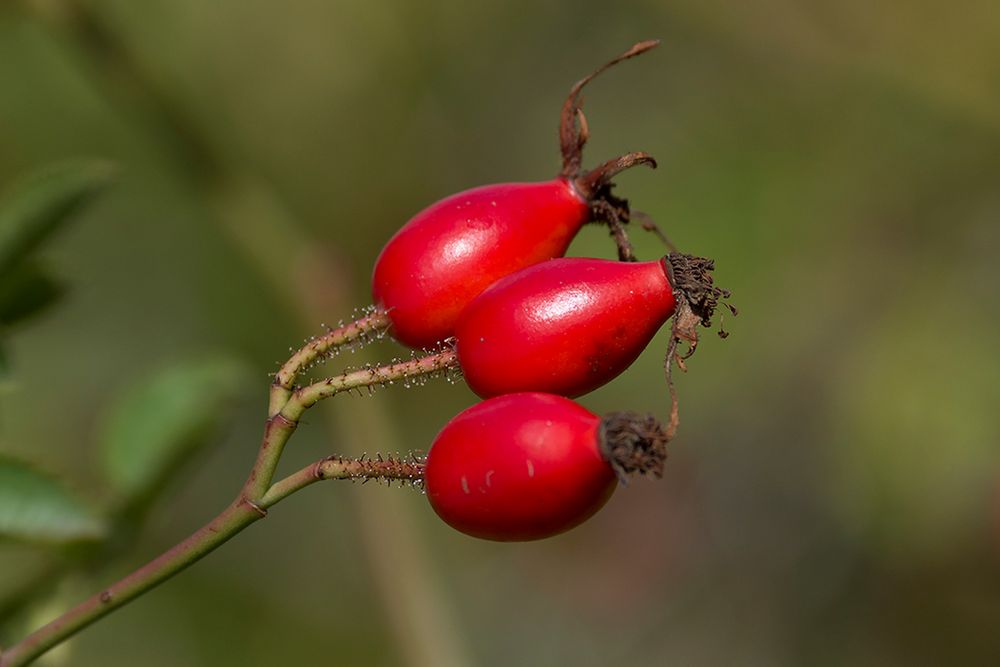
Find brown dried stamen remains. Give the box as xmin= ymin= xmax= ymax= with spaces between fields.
xmin=599 ymin=412 xmax=670 ymax=483
xmin=662 ymin=252 xmax=736 ymax=439
xmin=667 ymin=253 xmax=735 ymax=334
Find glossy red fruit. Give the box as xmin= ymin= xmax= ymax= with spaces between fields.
xmin=424 ymin=393 xmax=614 ymax=541
xmin=455 ymin=256 xmax=677 ymax=398
xmin=424 ymin=393 xmax=669 ymax=541
xmin=372 ymin=179 xmax=589 ymax=348
xmin=371 ymin=41 xmax=660 ymax=349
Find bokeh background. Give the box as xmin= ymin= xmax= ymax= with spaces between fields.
xmin=1 ymin=1 xmax=999 ymax=665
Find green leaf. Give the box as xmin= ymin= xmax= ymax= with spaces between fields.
xmin=100 ymin=357 xmax=250 ymax=502
xmin=0 ymin=160 xmax=116 ymax=277
xmin=0 ymin=457 xmax=106 ymax=543
xmin=0 ymin=260 xmax=65 ymax=328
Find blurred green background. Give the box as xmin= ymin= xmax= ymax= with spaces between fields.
xmin=1 ymin=0 xmax=999 ymax=665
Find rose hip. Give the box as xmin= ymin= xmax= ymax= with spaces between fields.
xmin=424 ymin=392 xmax=668 ymax=541
xmin=455 ymin=256 xmax=677 ymax=398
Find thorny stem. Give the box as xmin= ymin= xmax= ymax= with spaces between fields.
xmin=279 ymin=349 xmax=460 ymax=422
xmin=269 ymin=309 xmax=392 ymax=417
xmin=0 ymin=457 xmax=413 ymax=667
xmin=0 ymin=342 xmax=454 ymax=667
xmin=261 ymin=455 xmax=425 ymax=507
xmin=247 ymin=348 xmax=457 ymax=502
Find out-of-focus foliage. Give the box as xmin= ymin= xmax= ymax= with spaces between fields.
xmin=0 ymin=160 xmax=114 ymax=385
xmin=0 ymin=260 xmax=64 ymax=330
xmin=100 ymin=357 xmax=250 ymax=504
xmin=0 ymin=157 xmax=251 ymax=651
xmin=0 ymin=0 xmax=998 ymax=665
xmin=0 ymin=456 xmax=105 ymax=543
xmin=0 ymin=161 xmax=114 ymax=277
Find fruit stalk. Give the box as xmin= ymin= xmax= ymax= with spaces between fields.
xmin=243 ymin=348 xmax=458 ymax=500
xmin=269 ymin=309 xmax=392 ymax=415
xmin=261 ymin=454 xmax=425 ymax=507
xmin=278 ymin=349 xmax=460 ymax=421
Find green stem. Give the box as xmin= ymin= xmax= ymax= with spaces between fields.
xmin=0 ymin=346 xmax=451 ymax=666
xmin=245 ymin=349 xmax=456 ymax=501
xmin=268 ymin=310 xmax=392 ymax=417
xmin=0 ymin=497 xmax=264 ymax=667
xmin=280 ymin=349 xmax=460 ymax=422
xmin=0 ymin=456 xmax=421 ymax=667
xmin=240 ymin=412 xmax=299 ymax=502
xmin=261 ymin=455 xmax=424 ymax=508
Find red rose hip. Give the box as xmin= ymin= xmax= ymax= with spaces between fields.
xmin=424 ymin=393 xmax=668 ymax=541
xmin=372 ymin=179 xmax=590 ymax=347
xmin=455 ymin=256 xmax=677 ymax=398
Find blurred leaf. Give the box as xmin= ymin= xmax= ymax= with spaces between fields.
xmin=100 ymin=357 xmax=250 ymax=502
xmin=0 ymin=260 xmax=65 ymax=328
xmin=0 ymin=457 xmax=106 ymax=543
xmin=0 ymin=160 xmax=116 ymax=277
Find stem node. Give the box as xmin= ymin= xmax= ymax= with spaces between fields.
xmin=241 ymin=498 xmax=268 ymax=518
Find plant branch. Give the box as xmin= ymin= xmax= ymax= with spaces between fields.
xmin=0 ymin=339 xmax=454 ymax=666
xmin=268 ymin=309 xmax=392 ymax=416
xmin=279 ymin=349 xmax=460 ymax=421
xmin=261 ymin=455 xmax=425 ymax=508
xmin=0 ymin=454 xmax=420 ymax=667
xmin=241 ymin=349 xmax=457 ymax=501
xmin=240 ymin=412 xmax=299 ymax=502
xmin=0 ymin=497 xmax=262 ymax=667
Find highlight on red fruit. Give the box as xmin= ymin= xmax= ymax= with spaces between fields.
xmin=454 ymin=256 xmax=677 ymax=398
xmin=423 ymin=393 xmax=668 ymax=541
xmin=372 ymin=179 xmax=589 ymax=348
xmin=371 ymin=41 xmax=660 ymax=349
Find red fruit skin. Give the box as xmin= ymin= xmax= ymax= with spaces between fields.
xmin=456 ymin=257 xmax=676 ymax=398
xmin=372 ymin=179 xmax=589 ymax=348
xmin=424 ymin=393 xmax=616 ymax=541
